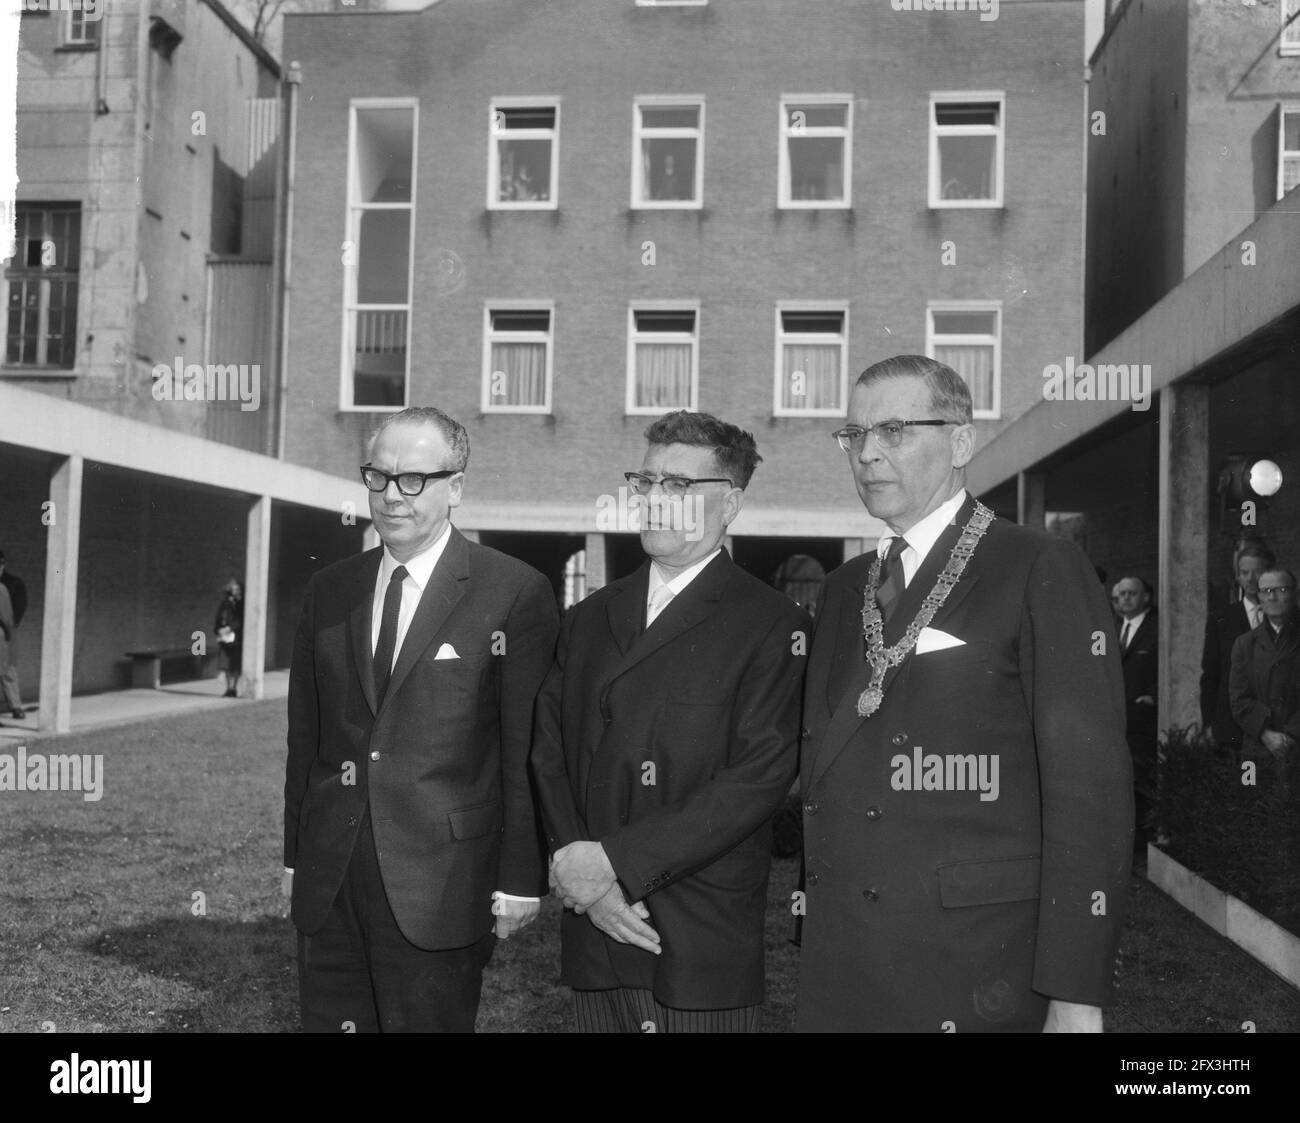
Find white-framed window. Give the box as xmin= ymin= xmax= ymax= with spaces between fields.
xmin=64 ymin=8 xmax=102 ymax=48
xmin=626 ymin=303 xmax=699 ymax=414
xmin=481 ymin=303 xmax=554 ymax=413
xmin=341 ymin=99 xmax=417 ymax=410
xmin=926 ymin=302 xmax=1001 ymax=419
xmin=779 ymin=96 xmax=852 ymax=208
xmin=632 ymin=98 xmax=704 ymax=208
xmin=773 ymin=304 xmax=849 ymax=416
xmin=1282 ymin=0 xmax=1300 ymax=56
xmin=488 ymin=99 xmax=559 ymax=209
xmin=929 ymin=93 xmax=1005 ymax=208
xmin=1279 ymin=105 xmax=1300 ymax=200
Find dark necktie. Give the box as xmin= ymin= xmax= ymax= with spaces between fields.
xmin=373 ymin=565 xmax=408 ymax=705
xmin=876 ymin=538 xmax=908 ymax=623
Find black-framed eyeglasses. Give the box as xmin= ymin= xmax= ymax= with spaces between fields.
xmin=360 ymin=465 xmax=460 ymax=497
xmin=1258 ymin=586 xmax=1296 ymax=598
xmin=832 ymin=420 xmax=957 ymax=452
xmin=624 ymin=472 xmax=734 ymax=498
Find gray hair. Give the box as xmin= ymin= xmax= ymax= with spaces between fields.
xmin=369 ymin=406 xmax=469 ymax=472
xmin=855 ymin=354 xmax=973 ymax=426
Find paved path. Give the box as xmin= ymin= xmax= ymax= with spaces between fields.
xmin=0 ymin=671 xmax=291 ymax=746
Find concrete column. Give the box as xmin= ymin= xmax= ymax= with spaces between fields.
xmin=362 ymin=525 xmax=380 ymax=552
xmin=458 ymin=528 xmax=480 ymax=544
xmin=1158 ymin=384 xmax=1210 ymax=732
xmin=243 ymin=496 xmax=272 ymax=701
xmin=1017 ymin=470 xmax=1047 ymax=529
xmin=843 ymin=537 xmax=864 ymax=562
xmin=38 ymin=455 xmax=83 ymax=733
xmin=584 ymin=532 xmax=607 ymax=594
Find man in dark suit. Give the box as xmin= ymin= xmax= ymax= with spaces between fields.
xmin=283 ymin=406 xmax=559 ymax=1032
xmin=1229 ymin=568 xmax=1300 ymax=763
xmin=1201 ymin=541 xmax=1274 ymax=750
xmin=797 ymin=355 xmax=1132 ymax=1033
xmin=1113 ymin=576 xmax=1158 ymax=845
xmin=531 ymin=411 xmax=809 ymax=1032
xmin=0 ymin=551 xmax=27 ymax=719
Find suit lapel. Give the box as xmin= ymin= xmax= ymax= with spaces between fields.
xmin=600 ymin=552 xmax=733 ymax=698
xmin=381 ymin=528 xmax=471 ymax=713
xmin=605 ymin=564 xmax=650 ymax=658
xmin=349 ymin=548 xmax=385 ymax=718
xmin=811 ymin=496 xmax=985 ymax=789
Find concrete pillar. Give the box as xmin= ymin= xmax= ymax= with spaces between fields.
xmin=584 ymin=532 xmax=607 ymax=594
xmin=843 ymin=537 xmax=864 ymax=562
xmin=1158 ymin=384 xmax=1210 ymax=731
xmin=243 ymin=496 xmax=272 ymax=701
xmin=1017 ymin=470 xmax=1047 ymax=529
xmin=38 ymin=455 xmax=83 ymax=733
xmin=362 ymin=525 xmax=380 ymax=552
xmin=458 ymin=528 xmax=480 ymax=543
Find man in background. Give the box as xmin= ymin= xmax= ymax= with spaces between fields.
xmin=1230 ymin=567 xmax=1300 ymax=764
xmin=1202 ymin=540 xmax=1274 ymax=752
xmin=1113 ymin=576 xmax=1158 ymax=848
xmin=0 ymin=551 xmax=26 ymax=720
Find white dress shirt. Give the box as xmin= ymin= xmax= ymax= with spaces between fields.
xmin=1120 ymin=609 xmax=1148 ymax=650
xmin=876 ymin=489 xmax=968 ymax=587
xmin=646 ymin=548 xmax=723 ymax=623
xmin=370 ymin=522 xmax=452 ymax=668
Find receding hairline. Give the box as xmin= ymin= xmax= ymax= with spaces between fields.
xmin=368 ymin=414 xmax=458 ymax=457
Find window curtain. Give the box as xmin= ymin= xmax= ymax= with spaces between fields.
xmin=492 ymin=341 xmax=546 ymax=406
xmin=635 ymin=342 xmax=691 ymax=407
xmin=936 ymin=343 xmax=993 ymax=412
xmin=782 ymin=343 xmax=839 ymax=410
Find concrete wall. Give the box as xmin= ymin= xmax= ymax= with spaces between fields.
xmin=282 ymin=0 xmax=1086 ymax=529
xmin=1085 ymin=0 xmax=1189 ymax=354
xmin=11 ymin=2 xmax=278 ymax=435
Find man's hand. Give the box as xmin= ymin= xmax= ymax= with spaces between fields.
xmin=1041 ymin=999 xmax=1103 ymax=1033
xmin=1261 ymin=730 xmax=1294 ymax=758
xmin=584 ymin=884 xmax=662 ymax=955
xmin=549 ymin=841 xmax=617 ymax=911
xmin=492 ymin=895 xmax=541 ymax=940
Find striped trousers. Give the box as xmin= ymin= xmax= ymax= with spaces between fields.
xmin=573 ymin=987 xmax=761 ymax=1033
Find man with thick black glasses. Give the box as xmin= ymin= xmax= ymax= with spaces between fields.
xmin=283 ymin=406 xmax=558 ymax=1032
xmin=531 ymin=410 xmax=809 ymax=1032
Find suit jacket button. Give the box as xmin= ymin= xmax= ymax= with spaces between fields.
xmin=865 ymin=805 xmax=882 ymax=820
xmin=644 ymin=881 xmax=654 ymax=891
xmin=801 ymin=727 xmax=812 ymax=739
xmin=862 ymin=888 xmax=879 ymax=901
xmin=890 ymin=732 xmax=907 ymax=746
xmin=806 ymin=872 xmax=820 ymax=886
xmin=804 ymin=800 xmax=819 ymax=815
xmin=346 ymin=815 xmax=357 ymax=827
xmin=369 ymin=750 xmax=380 ymax=761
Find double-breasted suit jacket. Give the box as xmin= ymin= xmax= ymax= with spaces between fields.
xmin=284 ymin=529 xmax=559 ymax=951
xmin=531 ymin=551 xmax=809 ymax=1009
xmin=797 ymin=496 xmax=1133 ymax=1032
xmin=1229 ymin=615 xmax=1300 ymax=759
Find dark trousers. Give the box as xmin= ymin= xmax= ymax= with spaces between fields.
xmin=573 ymin=987 xmax=761 ymax=1033
xmin=297 ymin=807 xmax=495 ymax=1033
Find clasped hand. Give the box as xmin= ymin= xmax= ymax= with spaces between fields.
xmin=550 ymin=841 xmax=661 ymax=955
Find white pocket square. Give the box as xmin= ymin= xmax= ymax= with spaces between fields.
xmin=433 ymin=643 xmax=460 ymax=661
xmin=915 ymin=627 xmax=965 ymax=655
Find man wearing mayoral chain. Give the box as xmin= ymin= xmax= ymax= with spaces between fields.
xmin=796 ymin=355 xmax=1133 ymax=1033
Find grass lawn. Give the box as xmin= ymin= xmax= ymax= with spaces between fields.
xmin=1 ymin=699 xmax=1297 ymax=1033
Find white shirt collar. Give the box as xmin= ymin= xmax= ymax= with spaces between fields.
xmin=379 ymin=522 xmax=453 ymax=592
xmin=1122 ymin=609 xmax=1148 ymax=636
xmin=648 ymin=548 xmax=723 ymax=601
xmin=879 ymin=489 xmax=968 ymax=571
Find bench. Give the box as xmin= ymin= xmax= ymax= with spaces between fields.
xmin=125 ymin=648 xmax=219 ymax=690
